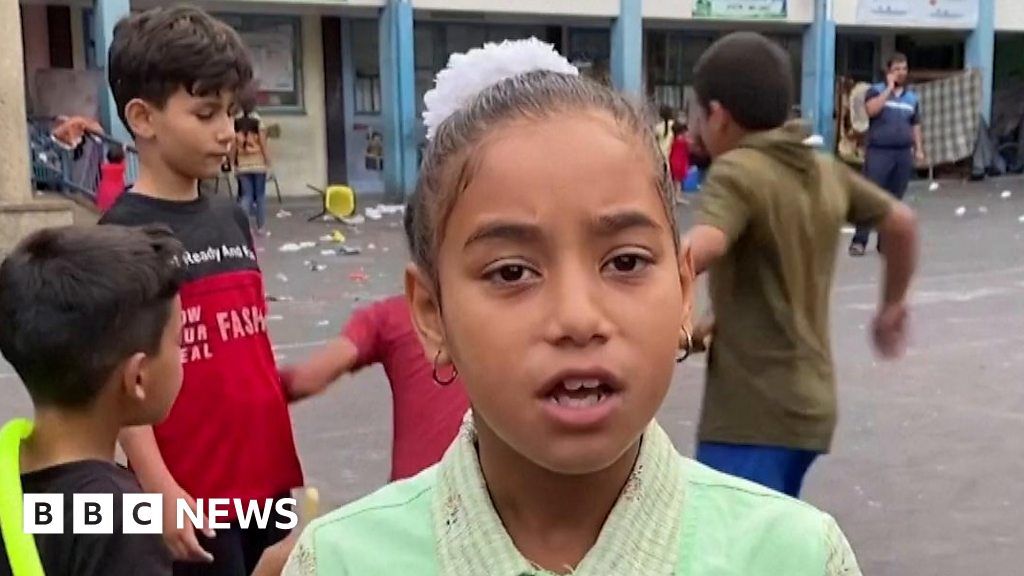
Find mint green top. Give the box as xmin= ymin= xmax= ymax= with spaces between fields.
xmin=284 ymin=416 xmax=861 ymax=576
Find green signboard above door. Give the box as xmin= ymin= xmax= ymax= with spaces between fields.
xmin=693 ymin=0 xmax=788 ymax=19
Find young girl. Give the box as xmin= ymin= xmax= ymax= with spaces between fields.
xmin=668 ymin=121 xmax=690 ymax=204
xmin=654 ymin=105 xmax=676 ymax=160
xmin=283 ymin=39 xmax=860 ymax=576
xmin=234 ymin=90 xmax=271 ymax=235
xmin=96 ymin=144 xmax=127 ymax=213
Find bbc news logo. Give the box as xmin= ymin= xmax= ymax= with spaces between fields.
xmin=23 ymin=495 xmax=298 ymax=534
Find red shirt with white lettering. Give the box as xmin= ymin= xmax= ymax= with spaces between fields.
xmin=100 ymin=192 xmax=303 ymax=518
xmin=343 ymin=296 xmax=469 ymax=480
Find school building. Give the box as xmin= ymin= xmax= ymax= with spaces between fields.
xmin=8 ymin=0 xmax=1018 ymax=204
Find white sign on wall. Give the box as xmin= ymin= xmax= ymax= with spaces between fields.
xmin=856 ymin=0 xmax=978 ymax=28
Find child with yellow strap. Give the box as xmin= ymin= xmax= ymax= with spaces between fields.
xmin=0 ymin=419 xmax=43 ymax=576
xmin=0 ymin=225 xmax=184 ymax=575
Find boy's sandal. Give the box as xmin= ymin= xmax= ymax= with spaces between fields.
xmin=848 ymin=243 xmax=866 ymax=257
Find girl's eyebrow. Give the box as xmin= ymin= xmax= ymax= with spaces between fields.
xmin=463 ymin=220 xmax=543 ymax=250
xmin=591 ymin=210 xmax=663 ymax=236
xmin=463 ymin=210 xmax=663 ymax=250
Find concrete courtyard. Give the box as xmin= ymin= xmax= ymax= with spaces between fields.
xmin=2 ymin=176 xmax=1023 ymax=573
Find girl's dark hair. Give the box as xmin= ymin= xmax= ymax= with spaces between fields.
xmin=237 ymin=84 xmax=259 ymax=116
xmin=659 ymin=105 xmax=676 ymax=140
xmin=0 ymin=225 xmax=183 ymax=408
xmin=107 ymin=144 xmax=125 ymax=164
xmin=108 ymin=5 xmax=253 ymax=137
xmin=410 ymin=71 xmax=677 ymax=285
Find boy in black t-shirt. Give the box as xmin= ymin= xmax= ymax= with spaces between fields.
xmin=0 ymin=224 xmax=185 ymax=575
xmin=99 ymin=7 xmax=303 ymax=574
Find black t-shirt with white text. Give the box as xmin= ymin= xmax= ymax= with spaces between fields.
xmin=0 ymin=460 xmax=172 ymax=576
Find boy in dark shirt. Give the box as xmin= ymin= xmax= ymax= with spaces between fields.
xmin=0 ymin=224 xmax=184 ymax=575
xmin=99 ymin=6 xmax=303 ymax=575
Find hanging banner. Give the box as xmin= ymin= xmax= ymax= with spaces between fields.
xmin=693 ymin=0 xmax=787 ymax=19
xmin=855 ymin=0 xmax=978 ymax=28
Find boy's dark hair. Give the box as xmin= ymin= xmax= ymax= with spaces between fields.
xmin=693 ymin=32 xmax=793 ymax=131
xmin=106 ymin=144 xmax=125 ymax=164
xmin=671 ymin=121 xmax=688 ymax=137
xmin=0 ymin=225 xmax=183 ymax=408
xmin=108 ymin=5 xmax=253 ymax=136
xmin=887 ymin=52 xmax=908 ymax=70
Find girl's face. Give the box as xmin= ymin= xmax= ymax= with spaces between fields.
xmin=409 ymin=110 xmax=693 ymax=475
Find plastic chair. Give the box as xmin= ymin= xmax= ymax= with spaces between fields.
xmin=306 ymin=184 xmax=355 ymax=221
xmin=267 ymin=172 xmax=284 ymax=204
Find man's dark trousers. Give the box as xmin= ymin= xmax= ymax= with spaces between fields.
xmin=852 ymin=146 xmax=914 ymax=248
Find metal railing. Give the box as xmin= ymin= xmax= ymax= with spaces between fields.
xmin=26 ymin=117 xmax=138 ymax=204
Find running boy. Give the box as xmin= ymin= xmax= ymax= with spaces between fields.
xmin=282 ymin=202 xmax=469 ymax=481
xmin=0 ymin=225 xmax=183 ymax=576
xmin=685 ymin=32 xmax=918 ymax=497
xmin=283 ymin=39 xmax=861 ymax=575
xmin=100 ymin=6 xmax=303 ymax=575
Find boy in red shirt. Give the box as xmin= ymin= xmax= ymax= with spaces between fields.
xmin=96 ymin=144 xmax=126 ymax=213
xmin=669 ymin=121 xmax=691 ymax=204
xmin=283 ymin=203 xmax=469 ymax=481
xmin=99 ymin=7 xmax=302 ymax=575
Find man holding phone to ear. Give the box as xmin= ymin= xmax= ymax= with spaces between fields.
xmin=850 ymin=52 xmax=925 ymax=256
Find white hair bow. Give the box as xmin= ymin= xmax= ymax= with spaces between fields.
xmin=421 ymin=37 xmax=579 ymax=141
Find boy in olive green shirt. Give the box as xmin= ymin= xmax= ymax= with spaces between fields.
xmin=685 ymin=32 xmax=919 ymax=497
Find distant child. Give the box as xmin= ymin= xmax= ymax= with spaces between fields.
xmin=97 ymin=144 xmax=127 ymax=213
xmin=684 ymin=32 xmax=918 ymax=497
xmin=0 ymin=224 xmax=183 ymax=576
xmin=233 ymin=87 xmax=272 ymax=236
xmin=654 ymin=105 xmax=676 ymax=159
xmin=283 ymin=39 xmax=861 ymax=576
xmin=99 ymin=6 xmax=303 ymax=575
xmin=668 ymin=121 xmax=690 ymax=203
xmin=282 ymin=201 xmax=469 ymax=481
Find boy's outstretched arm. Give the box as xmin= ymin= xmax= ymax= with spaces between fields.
xmin=119 ymin=426 xmax=215 ymax=563
xmin=280 ymin=337 xmax=360 ymax=402
xmin=873 ymin=203 xmax=918 ymax=358
xmin=844 ymin=165 xmax=919 ymax=359
xmin=683 ymin=225 xmax=731 ymax=275
xmin=684 ymin=155 xmax=750 ymax=276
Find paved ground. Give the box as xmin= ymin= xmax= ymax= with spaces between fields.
xmin=2 ymin=177 xmax=1023 ymax=573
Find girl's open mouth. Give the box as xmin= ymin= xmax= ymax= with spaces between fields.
xmin=539 ymin=374 xmax=623 ymax=428
xmin=547 ymin=378 xmax=614 ymax=408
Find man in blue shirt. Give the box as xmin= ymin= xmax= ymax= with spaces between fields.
xmin=850 ymin=52 xmax=925 ymax=256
